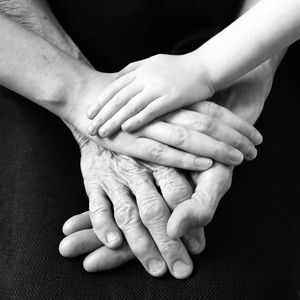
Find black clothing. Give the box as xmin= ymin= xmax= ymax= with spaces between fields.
xmin=0 ymin=1 xmax=299 ymax=299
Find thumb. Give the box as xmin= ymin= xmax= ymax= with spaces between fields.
xmin=167 ymin=163 xmax=232 ymax=239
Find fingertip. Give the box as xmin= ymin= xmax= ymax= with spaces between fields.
xmin=185 ymin=232 xmax=206 ymax=255
xmin=252 ymin=130 xmax=263 ymax=146
xmin=195 ymin=158 xmax=213 ymax=171
xmin=98 ymin=127 xmax=108 ymax=138
xmin=87 ymin=109 xmax=96 ymax=120
xmin=83 ymin=255 xmax=95 ymax=272
xmin=167 ymin=216 xmax=189 ymax=240
xmin=59 ymin=237 xmax=74 ymax=258
xmin=228 ymin=149 xmax=244 ymax=166
xmin=62 ymin=219 xmax=74 ymax=236
xmin=105 ymin=231 xmax=123 ymax=249
xmin=171 ymin=259 xmax=194 ymax=280
xmin=121 ymin=121 xmax=132 ymax=132
xmin=88 ymin=124 xmax=97 ymax=136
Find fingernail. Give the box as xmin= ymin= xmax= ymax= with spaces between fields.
xmin=122 ymin=122 xmax=129 ymax=130
xmin=173 ymin=260 xmax=190 ymax=276
xmin=229 ymin=149 xmax=243 ymax=164
xmin=87 ymin=110 xmax=94 ymax=119
xmin=88 ymin=125 xmax=96 ymax=135
xmin=106 ymin=231 xmax=118 ymax=245
xmin=99 ymin=128 xmax=107 ymax=137
xmin=186 ymin=237 xmax=201 ymax=252
xmin=246 ymin=145 xmax=257 ymax=160
xmin=196 ymin=158 xmax=212 ymax=169
xmin=252 ymin=130 xmax=263 ymax=145
xmin=148 ymin=259 xmax=163 ymax=273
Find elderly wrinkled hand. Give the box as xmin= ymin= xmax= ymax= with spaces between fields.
xmin=60 ymin=139 xmax=205 ymax=279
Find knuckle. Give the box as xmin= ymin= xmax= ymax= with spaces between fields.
xmin=114 ymin=202 xmax=140 ymax=230
xmin=159 ymin=240 xmax=182 ymax=256
xmin=149 ymin=144 xmax=165 ymax=163
xmin=195 ymin=115 xmax=213 ymax=133
xmin=172 ymin=127 xmax=188 ymax=146
xmin=89 ymin=198 xmax=109 ymax=215
xmin=131 ymin=237 xmax=152 ymax=257
xmin=166 ymin=184 xmax=192 ymax=204
xmin=204 ymin=101 xmax=219 ymax=118
xmin=232 ymin=135 xmax=244 ymax=150
xmin=128 ymin=102 xmax=140 ymax=114
xmin=139 ymin=197 xmax=167 ymax=225
xmin=192 ymin=191 xmax=214 ymax=226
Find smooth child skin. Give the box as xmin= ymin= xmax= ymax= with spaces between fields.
xmin=87 ymin=53 xmax=213 ymax=137
xmin=87 ymin=0 xmax=300 ymax=140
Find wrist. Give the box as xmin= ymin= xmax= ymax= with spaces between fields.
xmin=183 ymin=51 xmax=216 ymax=98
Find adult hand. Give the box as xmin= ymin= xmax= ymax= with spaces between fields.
xmin=166 ymin=60 xmax=278 ymax=238
xmin=60 ymin=60 xmax=277 ymax=278
xmin=64 ymin=70 xmax=261 ymax=169
xmin=60 ymin=139 xmax=205 ymax=279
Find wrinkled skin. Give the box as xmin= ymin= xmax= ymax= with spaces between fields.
xmin=61 ymin=140 xmax=204 ymax=279
xmin=61 ymin=58 xmax=280 ymax=278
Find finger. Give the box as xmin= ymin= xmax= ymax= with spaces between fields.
xmin=189 ymin=101 xmax=263 ymax=145
xmin=147 ymin=165 xmax=193 ymax=209
xmin=87 ymin=184 xmax=123 ymax=249
xmin=62 ymin=211 xmax=91 ymax=236
xmin=131 ymin=135 xmax=213 ymax=171
xmin=149 ymin=166 xmax=205 ymax=254
xmin=183 ymin=227 xmax=206 ymax=255
xmin=93 ymin=85 xmax=143 ymax=137
xmin=140 ymin=121 xmax=244 ymax=166
xmin=127 ymin=175 xmax=193 ymax=279
xmin=122 ymin=96 xmax=176 ymax=132
xmin=162 ymin=109 xmax=257 ymax=160
xmin=59 ymin=229 xmax=103 ymax=258
xmin=87 ymin=73 xmax=136 ymax=122
xmin=167 ymin=163 xmax=232 ymax=239
xmin=83 ymin=242 xmax=134 ymax=272
xmin=100 ymin=90 xmax=159 ymax=137
xmin=98 ymin=130 xmax=212 ymax=171
xmin=108 ymin=189 xmax=168 ymax=277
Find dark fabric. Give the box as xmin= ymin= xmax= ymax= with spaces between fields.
xmin=0 ymin=1 xmax=300 ymax=299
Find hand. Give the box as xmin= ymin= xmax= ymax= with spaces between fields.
xmin=67 ymin=70 xmax=263 ymax=167
xmin=59 ymin=58 xmax=277 ymax=277
xmin=86 ymin=53 xmax=213 ymax=136
xmin=60 ymin=139 xmax=205 ymax=279
xmin=166 ymin=61 xmax=276 ymax=239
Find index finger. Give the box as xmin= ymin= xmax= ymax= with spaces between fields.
xmin=189 ymin=101 xmax=263 ymax=145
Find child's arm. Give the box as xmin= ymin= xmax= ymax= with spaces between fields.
xmin=87 ymin=0 xmax=300 ymax=138
xmin=191 ymin=0 xmax=300 ymax=91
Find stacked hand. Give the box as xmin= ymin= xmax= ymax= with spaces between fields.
xmin=60 ymin=59 xmax=274 ymax=278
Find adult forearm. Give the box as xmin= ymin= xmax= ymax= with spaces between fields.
xmin=0 ymin=0 xmax=92 ymax=145
xmin=0 ymin=11 xmax=90 ymax=119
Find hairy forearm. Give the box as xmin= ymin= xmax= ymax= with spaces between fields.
xmin=0 ymin=0 xmax=91 ymax=145
xmin=0 ymin=12 xmax=89 ymax=117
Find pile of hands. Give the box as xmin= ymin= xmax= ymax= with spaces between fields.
xmin=59 ymin=57 xmax=274 ymax=279
xmin=2 ymin=0 xmax=277 ymax=280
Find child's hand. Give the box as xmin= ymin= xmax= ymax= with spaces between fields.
xmin=87 ymin=54 xmax=214 ymax=137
